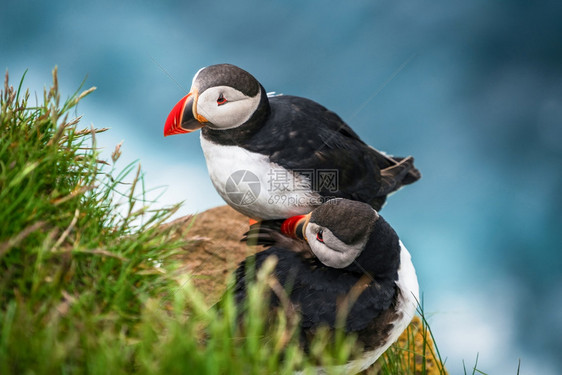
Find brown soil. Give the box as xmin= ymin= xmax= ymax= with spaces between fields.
xmin=165 ymin=205 xmax=265 ymax=303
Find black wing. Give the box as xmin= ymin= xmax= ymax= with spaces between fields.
xmin=232 ymin=247 xmax=396 ymax=333
xmin=252 ymin=96 xmax=421 ymax=210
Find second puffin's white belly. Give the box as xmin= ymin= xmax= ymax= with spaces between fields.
xmin=345 ymin=242 xmax=419 ymax=373
xmin=200 ymin=135 xmax=320 ymax=219
xmin=295 ymin=242 xmax=419 ymax=375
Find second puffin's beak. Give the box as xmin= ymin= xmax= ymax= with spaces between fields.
xmin=164 ymin=92 xmax=208 ymax=136
xmin=281 ymin=213 xmax=312 ymax=240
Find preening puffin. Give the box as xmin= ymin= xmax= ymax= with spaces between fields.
xmin=232 ymin=198 xmax=419 ymax=374
xmin=164 ymin=64 xmax=421 ymax=220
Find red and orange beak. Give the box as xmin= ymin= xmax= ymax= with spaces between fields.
xmin=281 ymin=213 xmax=311 ymax=240
xmin=163 ymin=92 xmax=208 ymax=137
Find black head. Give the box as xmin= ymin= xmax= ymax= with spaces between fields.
xmin=164 ymin=63 xmax=270 ymax=137
xmin=193 ymin=64 xmax=261 ymax=98
xmin=282 ymin=198 xmax=401 ymax=279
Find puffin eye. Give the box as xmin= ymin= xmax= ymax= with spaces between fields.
xmin=217 ymin=94 xmax=227 ymax=106
xmin=316 ymin=230 xmax=324 ymax=243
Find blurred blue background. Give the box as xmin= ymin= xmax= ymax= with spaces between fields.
xmin=2 ymin=1 xmax=561 ymax=373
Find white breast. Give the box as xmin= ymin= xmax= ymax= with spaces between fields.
xmin=200 ymin=134 xmax=321 ymax=219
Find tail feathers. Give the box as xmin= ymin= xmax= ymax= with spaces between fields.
xmin=242 ymin=221 xmax=310 ymax=253
xmin=241 ymin=220 xmax=284 ymax=246
xmin=391 ymin=156 xmax=421 ymax=185
xmin=378 ymin=156 xmax=421 ymax=195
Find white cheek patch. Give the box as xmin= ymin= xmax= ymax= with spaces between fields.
xmin=197 ymin=86 xmax=261 ymax=130
xmin=306 ymin=224 xmax=364 ymax=269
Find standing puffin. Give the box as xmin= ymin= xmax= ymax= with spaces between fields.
xmin=164 ymin=64 xmax=421 ymax=220
xmin=231 ymin=198 xmax=419 ymax=374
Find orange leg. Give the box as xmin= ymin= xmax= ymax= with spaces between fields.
xmin=249 ymin=218 xmax=259 ymax=226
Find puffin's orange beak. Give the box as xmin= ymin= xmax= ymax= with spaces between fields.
xmin=164 ymin=92 xmax=207 ymax=136
xmin=281 ymin=213 xmax=312 ymax=240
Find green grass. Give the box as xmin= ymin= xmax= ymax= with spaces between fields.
xmin=0 ymin=68 xmax=188 ymax=374
xmin=0 ymin=68 xmax=455 ymax=375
